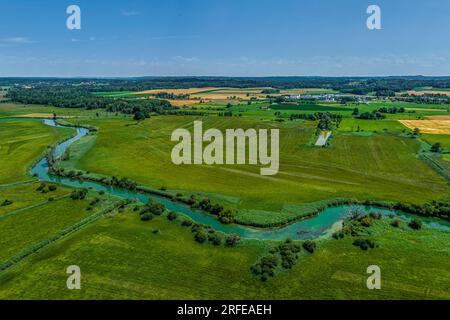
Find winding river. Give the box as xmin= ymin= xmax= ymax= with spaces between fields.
xmin=25 ymin=118 xmax=450 ymax=240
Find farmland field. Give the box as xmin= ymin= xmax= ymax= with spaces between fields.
xmin=0 ymin=209 xmax=449 ymax=299
xmin=1 ymin=85 xmax=449 ymax=301
xmin=399 ymin=119 xmax=450 ymax=134
xmin=0 ymin=118 xmax=72 ymax=184
xmin=61 ymin=116 xmax=448 ymax=222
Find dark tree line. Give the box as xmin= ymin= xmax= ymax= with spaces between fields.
xmin=4 ymin=76 xmax=450 ymax=94
xmin=7 ymin=87 xmax=172 ymax=115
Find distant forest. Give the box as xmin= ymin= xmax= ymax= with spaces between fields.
xmin=3 ymin=76 xmax=450 ymax=114
xmin=5 ymin=87 xmax=172 ymax=116
xmin=3 ymin=76 xmax=450 ymax=94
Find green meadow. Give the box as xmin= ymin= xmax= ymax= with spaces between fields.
xmin=0 ymin=102 xmax=103 ymax=118
xmin=0 ymin=98 xmax=449 ymax=300
xmin=0 ymin=119 xmax=72 ymax=184
xmin=63 ymin=116 xmax=448 ymax=222
xmin=0 ymin=210 xmax=449 ymax=299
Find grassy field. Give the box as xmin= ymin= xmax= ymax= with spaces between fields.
xmin=0 ymin=209 xmax=448 ymax=299
xmin=0 ymin=182 xmax=71 ymax=216
xmin=338 ymin=119 xmax=408 ymax=133
xmin=422 ymin=134 xmax=450 ymax=149
xmin=271 ymin=103 xmax=352 ymax=112
xmin=0 ymin=102 xmax=104 ymax=118
xmin=0 ymin=192 xmax=110 ymax=265
xmin=0 ymin=102 xmax=448 ymax=300
xmin=61 ymin=116 xmax=448 ymax=224
xmin=0 ymin=118 xmax=73 ymax=184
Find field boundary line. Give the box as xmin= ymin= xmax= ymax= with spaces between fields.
xmin=419 ymin=154 xmax=450 ymax=183
xmin=0 ymin=180 xmax=35 ymax=189
xmin=0 ymin=195 xmax=70 ymax=220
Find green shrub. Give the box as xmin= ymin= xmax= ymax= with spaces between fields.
xmin=408 ymin=219 xmax=422 ymax=230
xmin=194 ymin=230 xmax=208 ymax=243
xmin=251 ymin=255 xmax=279 ymax=281
xmin=208 ymin=233 xmax=222 ymax=246
xmin=391 ymin=219 xmax=401 ymax=228
xmin=225 ymin=234 xmax=240 ymax=247
xmin=167 ymin=211 xmax=178 ymax=221
xmin=140 ymin=213 xmax=153 ymax=221
xmin=352 ymin=238 xmax=376 ymax=250
xmin=70 ymin=188 xmax=88 ymax=200
xmin=181 ymin=220 xmax=193 ymax=227
xmin=218 ymin=208 xmax=235 ymax=224
xmin=1 ymin=199 xmax=13 ymax=207
xmin=332 ymin=231 xmax=345 ymax=239
xmin=302 ymin=240 xmax=317 ymax=254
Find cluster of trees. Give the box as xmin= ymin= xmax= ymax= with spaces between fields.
xmin=377 ymin=106 xmax=406 ymax=114
xmin=180 ymin=219 xmax=240 ymax=247
xmin=139 ymin=200 xmax=166 ymax=221
xmin=7 ymin=87 xmax=172 ymax=115
xmin=408 ymin=219 xmax=423 ymax=230
xmin=70 ymin=189 xmax=88 ymax=200
xmin=98 ymin=176 xmax=137 ymax=190
xmin=191 ymin=197 xmax=236 ymax=224
xmin=317 ymin=112 xmax=343 ymax=130
xmin=251 ymin=238 xmax=316 ymax=281
xmin=333 ymin=212 xmax=382 ymax=240
xmin=398 ymin=93 xmax=450 ymax=105
xmin=356 ymin=110 xmax=385 ymax=120
xmin=289 ymin=112 xmax=343 ymax=129
xmin=188 ymin=224 xmax=219 ymax=246
xmin=271 ymin=239 xmax=302 ymax=269
xmin=152 ymin=92 xmax=190 ymax=100
xmin=4 ymin=76 xmax=450 ymax=95
xmin=251 ymin=255 xmax=279 ymax=281
xmin=352 ymin=238 xmax=377 ymax=250
xmin=261 ymin=89 xmax=280 ymax=94
xmin=392 ymin=200 xmax=450 ymax=220
xmin=431 ymin=143 xmax=442 ymax=153
xmin=36 ymin=183 xmax=57 ymax=193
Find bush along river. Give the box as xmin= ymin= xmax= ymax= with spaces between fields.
xmin=29 ymin=119 xmax=450 ymax=240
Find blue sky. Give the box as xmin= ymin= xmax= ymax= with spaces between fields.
xmin=1 ymin=0 xmax=450 ymax=77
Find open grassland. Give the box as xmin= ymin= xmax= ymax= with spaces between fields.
xmin=0 ymin=182 xmax=71 ymax=216
xmin=271 ymin=103 xmax=351 ymax=112
xmin=339 ymin=119 xmax=407 ymax=133
xmin=0 ymin=102 xmax=103 ymax=118
xmin=399 ymin=119 xmax=450 ymax=134
xmin=0 ymin=189 xmax=113 ymax=265
xmin=0 ymin=103 xmax=449 ymax=300
xmin=422 ymin=134 xmax=450 ymax=149
xmin=63 ymin=116 xmax=448 ymax=220
xmin=0 ymin=211 xmax=448 ymax=299
xmin=0 ymin=119 xmax=73 ymax=184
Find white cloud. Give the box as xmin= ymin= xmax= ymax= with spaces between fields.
xmin=172 ymin=56 xmax=199 ymax=62
xmin=1 ymin=37 xmax=34 ymax=44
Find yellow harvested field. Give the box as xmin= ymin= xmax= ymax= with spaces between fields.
xmin=168 ymin=99 xmax=210 ymax=107
xmin=133 ymin=88 xmax=220 ymax=95
xmin=399 ymin=119 xmax=450 ymax=134
xmin=427 ymin=115 xmax=450 ymax=120
xmin=407 ymin=90 xmax=450 ymax=97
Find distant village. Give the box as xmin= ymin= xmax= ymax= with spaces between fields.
xmin=284 ymin=93 xmax=374 ymax=103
